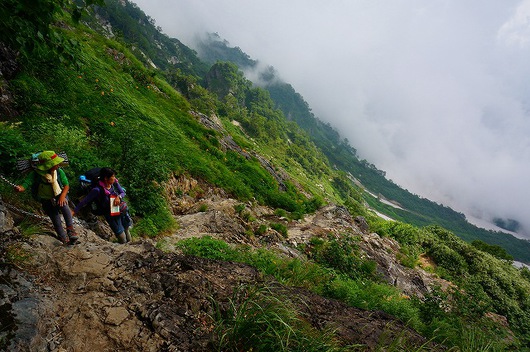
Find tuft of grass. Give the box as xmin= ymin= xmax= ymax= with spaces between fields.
xmin=241 ymin=211 xmax=256 ymax=222
xmin=18 ymin=218 xmax=46 ymax=238
xmin=270 ymin=222 xmax=288 ymax=238
xmin=211 ymin=284 xmax=358 ymax=352
xmin=234 ymin=203 xmax=245 ymax=214
xmin=5 ymin=243 xmax=32 ymax=266
xmin=255 ymin=224 xmax=268 ymax=236
xmin=155 ymin=238 xmax=173 ymax=252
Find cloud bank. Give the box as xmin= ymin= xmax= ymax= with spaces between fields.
xmin=133 ymin=0 xmax=530 ymax=238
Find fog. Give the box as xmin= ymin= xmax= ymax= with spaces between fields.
xmin=132 ymin=0 xmax=530 ymax=239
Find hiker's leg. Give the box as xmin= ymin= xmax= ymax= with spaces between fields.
xmin=121 ymin=211 xmax=132 ymax=242
xmin=119 ymin=202 xmax=132 ymax=229
xmin=124 ymin=227 xmax=131 ymax=242
xmin=104 ymin=214 xmax=125 ymax=243
xmin=42 ymin=200 xmax=67 ymax=242
xmin=116 ymin=232 xmax=126 ymax=244
xmin=59 ymin=202 xmax=78 ymax=242
xmin=59 ymin=201 xmax=74 ymax=228
xmin=121 ymin=211 xmax=132 ymax=229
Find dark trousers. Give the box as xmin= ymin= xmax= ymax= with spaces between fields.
xmin=103 ymin=209 xmax=132 ymax=236
xmin=41 ymin=199 xmax=74 ymax=241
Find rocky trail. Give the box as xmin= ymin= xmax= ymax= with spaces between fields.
xmin=0 ymin=176 xmax=447 ymax=351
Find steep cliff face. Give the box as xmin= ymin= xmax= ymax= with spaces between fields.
xmin=0 ymin=178 xmax=449 ymax=351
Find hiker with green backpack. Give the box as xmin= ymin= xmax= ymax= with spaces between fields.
xmin=14 ymin=151 xmax=79 ymax=245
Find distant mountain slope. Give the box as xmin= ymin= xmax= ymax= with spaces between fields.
xmin=89 ymin=0 xmax=208 ymax=77
xmin=194 ymin=32 xmax=530 ymax=262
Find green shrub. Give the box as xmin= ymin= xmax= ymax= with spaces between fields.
xmin=274 ymin=208 xmax=288 ymax=218
xmin=472 ymin=240 xmax=514 ymax=261
xmin=270 ymin=222 xmax=288 ymax=238
xmin=134 ymin=206 xmax=176 ymax=237
xmin=0 ymin=123 xmax=34 ymax=176
xmin=521 ymin=267 xmax=530 ymax=283
xmin=176 ymin=236 xmax=234 ymax=261
xmin=309 ymin=235 xmax=377 ymax=280
xmin=397 ymin=244 xmax=422 ymax=268
xmin=255 ymin=224 xmax=268 ymax=236
xmin=426 ymin=242 xmax=467 ymax=277
xmin=374 ymin=220 xmax=421 ymax=245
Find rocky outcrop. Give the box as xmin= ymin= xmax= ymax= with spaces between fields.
xmin=0 ymin=200 xmax=52 ymax=351
xmin=192 ymin=111 xmax=296 ymax=192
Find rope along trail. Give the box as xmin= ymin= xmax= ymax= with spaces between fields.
xmin=0 ymin=173 xmax=81 ymax=224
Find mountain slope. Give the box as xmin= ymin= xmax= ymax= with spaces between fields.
xmin=2 ymin=0 xmax=530 ymax=350
xmin=0 ymin=187 xmax=445 ymax=351
xmin=194 ymin=31 xmax=530 ymax=263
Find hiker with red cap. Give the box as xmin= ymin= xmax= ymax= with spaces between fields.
xmin=14 ymin=151 xmax=78 ymax=245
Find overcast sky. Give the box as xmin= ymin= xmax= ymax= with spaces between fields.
xmin=132 ymin=0 xmax=530 ymax=239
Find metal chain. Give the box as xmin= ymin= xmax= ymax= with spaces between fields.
xmin=3 ymin=201 xmax=50 ymax=221
xmin=0 ymin=173 xmax=18 ymax=188
xmin=2 ymin=200 xmax=82 ymax=225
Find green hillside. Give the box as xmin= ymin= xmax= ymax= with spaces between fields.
xmin=3 ymin=0 xmax=530 ymax=349
xmin=0 ymin=0 xmax=362 ymax=237
xmin=196 ymin=31 xmax=530 ymax=263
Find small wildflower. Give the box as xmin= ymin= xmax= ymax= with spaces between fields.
xmin=110 ymin=121 xmax=115 ymax=126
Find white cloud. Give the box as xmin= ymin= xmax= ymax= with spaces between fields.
xmin=133 ymin=0 xmax=530 ymax=238
xmin=498 ymin=0 xmax=530 ymax=48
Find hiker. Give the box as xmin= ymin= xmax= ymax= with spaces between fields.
xmin=14 ymin=151 xmax=79 ymax=245
xmin=72 ymin=167 xmax=132 ymax=243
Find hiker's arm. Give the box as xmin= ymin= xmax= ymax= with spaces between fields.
xmin=57 ymin=169 xmax=70 ymax=206
xmin=15 ymin=172 xmax=35 ymax=192
xmin=58 ymin=184 xmax=69 ymax=206
xmin=73 ymin=187 xmax=100 ymax=215
xmin=114 ymin=181 xmax=126 ymax=201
